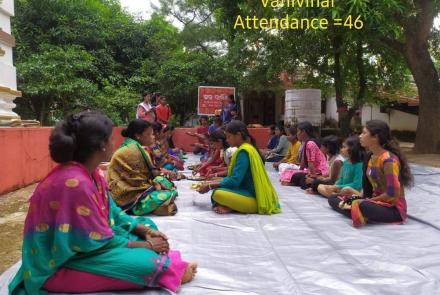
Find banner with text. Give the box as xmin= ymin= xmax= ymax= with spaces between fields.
xmin=198 ymin=86 xmax=236 ymax=115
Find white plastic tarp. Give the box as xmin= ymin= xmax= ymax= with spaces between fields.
xmin=1 ymin=157 xmax=440 ymax=295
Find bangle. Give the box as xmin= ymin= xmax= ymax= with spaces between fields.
xmin=208 ymin=184 xmax=212 ymax=190
xmin=145 ymin=240 xmax=154 ymax=249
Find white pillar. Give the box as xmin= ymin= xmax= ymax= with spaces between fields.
xmin=0 ymin=0 xmax=21 ymax=122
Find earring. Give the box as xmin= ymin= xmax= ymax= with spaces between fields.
xmin=102 ymin=148 xmax=106 ymax=152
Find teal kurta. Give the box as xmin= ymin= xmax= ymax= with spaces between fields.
xmin=218 ymin=150 xmax=256 ymax=197
xmin=335 ymin=160 xmax=364 ymax=191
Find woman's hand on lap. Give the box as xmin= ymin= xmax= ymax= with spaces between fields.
xmin=146 ymin=230 xmax=168 ymax=241
xmin=146 ymin=237 xmax=169 ymax=254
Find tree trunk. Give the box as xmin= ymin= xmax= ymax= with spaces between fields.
xmin=332 ymin=35 xmax=350 ymax=136
xmin=29 ymin=96 xmax=47 ymax=125
xmin=39 ymin=99 xmax=47 ymax=125
xmin=404 ymin=36 xmax=440 ymax=153
xmin=179 ymin=100 xmax=186 ymax=126
xmin=356 ymin=41 xmax=366 ymax=106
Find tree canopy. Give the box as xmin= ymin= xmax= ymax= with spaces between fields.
xmin=11 ymin=0 xmax=440 ymax=152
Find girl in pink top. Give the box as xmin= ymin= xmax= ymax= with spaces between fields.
xmin=285 ymin=121 xmax=329 ymax=189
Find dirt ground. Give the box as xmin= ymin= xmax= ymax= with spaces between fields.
xmin=0 ymin=184 xmax=35 ymax=273
xmin=1 ymin=149 xmax=439 ymax=275
xmin=401 ymin=148 xmax=440 ymax=168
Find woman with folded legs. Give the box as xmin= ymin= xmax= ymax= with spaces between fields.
xmin=328 ymin=120 xmax=413 ymax=227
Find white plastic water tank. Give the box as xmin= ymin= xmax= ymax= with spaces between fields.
xmin=285 ymin=89 xmax=321 ymax=126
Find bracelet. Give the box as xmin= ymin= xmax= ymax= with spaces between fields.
xmin=208 ymin=184 xmax=212 ymax=190
xmin=145 ymin=240 xmax=154 ymax=249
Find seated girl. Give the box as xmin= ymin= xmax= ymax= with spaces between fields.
xmin=273 ymin=126 xmax=301 ymax=172
xmin=194 ymin=130 xmax=228 ymax=177
xmin=205 ymin=147 xmax=238 ymax=178
xmin=317 ymin=136 xmax=364 ymax=197
xmin=203 ymin=131 xmax=237 ymax=178
xmin=328 ymin=120 xmax=413 ymax=227
xmin=197 ymin=121 xmax=281 ymax=215
xmin=264 ymin=125 xmax=290 ymax=162
xmin=266 ymin=124 xmax=280 ymax=150
xmin=164 ymin=125 xmax=186 ymax=160
xmin=186 ymin=116 xmax=209 ymax=155
xmin=208 ymin=116 xmax=223 ymax=135
xmin=160 ymin=126 xmax=185 ymax=170
xmin=8 ymin=112 xmax=196 ymax=295
xmin=150 ymin=122 xmax=183 ymax=172
xmin=107 ymin=119 xmax=178 ymax=216
xmin=305 ymin=135 xmax=344 ymax=193
xmin=280 ymin=121 xmax=328 ymax=188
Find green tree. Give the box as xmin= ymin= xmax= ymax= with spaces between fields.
xmin=12 ymin=0 xmax=160 ymax=124
xmin=16 ymin=45 xmax=97 ymax=124
xmin=365 ymin=0 xmax=440 ymax=153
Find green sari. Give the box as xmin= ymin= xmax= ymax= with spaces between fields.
xmin=9 ymin=163 xmax=167 ymax=295
xmin=107 ymin=138 xmax=177 ymax=215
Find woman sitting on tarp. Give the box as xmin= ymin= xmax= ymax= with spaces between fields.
xmin=107 ymin=119 xmax=178 ymax=216
xmin=273 ymin=125 xmax=301 ymax=173
xmin=304 ymin=135 xmax=345 ymax=194
xmin=280 ymin=121 xmax=328 ymax=188
xmin=316 ymin=135 xmax=364 ymax=198
xmin=328 ymin=120 xmax=413 ymax=227
xmin=267 ymin=124 xmax=280 ymax=150
xmin=197 ymin=120 xmax=281 ymax=215
xmin=192 ymin=130 xmax=226 ymax=177
xmin=8 ymin=112 xmax=196 ymax=295
xmin=264 ymin=125 xmax=289 ymax=162
xmin=150 ymin=122 xmax=184 ymax=171
xmin=163 ymin=125 xmax=186 ymax=160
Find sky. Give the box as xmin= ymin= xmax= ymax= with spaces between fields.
xmin=119 ymin=0 xmax=159 ymax=19
xmin=120 ymin=0 xmax=185 ymax=28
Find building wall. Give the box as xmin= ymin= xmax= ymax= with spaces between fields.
xmin=325 ymin=99 xmax=418 ymax=132
xmin=0 ymin=127 xmax=270 ymax=195
xmin=361 ymin=105 xmax=390 ymax=125
xmin=390 ymin=109 xmax=418 ymax=131
xmin=0 ymin=128 xmax=56 ymax=195
xmin=361 ymin=105 xmax=418 ymax=132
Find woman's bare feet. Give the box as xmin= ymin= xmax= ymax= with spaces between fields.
xmin=181 ymin=262 xmax=198 ymax=284
xmin=213 ymin=205 xmax=232 ymax=214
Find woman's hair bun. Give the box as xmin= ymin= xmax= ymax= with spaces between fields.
xmin=49 ymin=120 xmax=77 ymax=163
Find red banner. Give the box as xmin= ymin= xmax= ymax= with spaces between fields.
xmin=198 ymin=86 xmax=235 ymax=115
